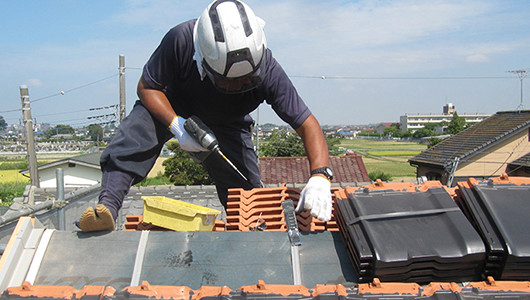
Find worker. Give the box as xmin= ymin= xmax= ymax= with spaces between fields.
xmin=78 ymin=0 xmax=333 ymax=232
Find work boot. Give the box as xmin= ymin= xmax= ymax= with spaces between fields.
xmin=79 ymin=204 xmax=115 ymax=232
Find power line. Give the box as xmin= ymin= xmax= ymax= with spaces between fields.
xmin=0 ymin=73 xmax=119 ymax=114
xmin=290 ymin=75 xmax=514 ymax=80
xmin=31 ymin=73 xmax=118 ymax=103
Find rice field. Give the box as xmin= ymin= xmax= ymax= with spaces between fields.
xmin=0 ymin=170 xmax=30 ymax=183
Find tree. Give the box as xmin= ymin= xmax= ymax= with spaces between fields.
xmin=412 ymin=127 xmax=435 ymax=138
xmin=260 ymin=129 xmax=340 ymax=157
xmin=45 ymin=124 xmax=74 ymax=138
xmin=0 ymin=116 xmax=7 ymax=131
xmin=87 ymin=124 xmax=104 ymax=142
xmin=447 ymin=112 xmax=466 ymax=134
xmin=260 ymin=129 xmax=306 ymax=157
xmin=383 ymin=123 xmax=403 ymax=138
xmin=163 ymin=142 xmax=214 ymax=185
xmin=325 ymin=133 xmax=342 ymax=155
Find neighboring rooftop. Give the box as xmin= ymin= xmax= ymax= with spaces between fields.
xmin=258 ymin=154 xmax=370 ymax=184
xmin=409 ymin=110 xmax=530 ymax=168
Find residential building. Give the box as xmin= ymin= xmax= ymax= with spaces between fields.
xmin=400 ymin=103 xmax=490 ymax=132
xmin=20 ymin=151 xmax=102 ymax=188
xmin=375 ymin=122 xmax=394 ymax=134
xmin=409 ymin=110 xmax=530 ymax=185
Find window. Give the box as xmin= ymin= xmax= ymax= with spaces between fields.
xmin=68 ymin=162 xmax=76 ymax=168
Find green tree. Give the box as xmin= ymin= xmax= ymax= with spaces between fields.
xmin=447 ymin=112 xmax=466 ymax=134
xmin=413 ymin=127 xmax=436 ymax=138
xmin=383 ymin=123 xmax=403 ymax=138
xmin=87 ymin=124 xmax=104 ymax=142
xmin=260 ymin=129 xmax=340 ymax=157
xmin=45 ymin=124 xmax=74 ymax=138
xmin=0 ymin=116 xmax=7 ymax=131
xmin=163 ymin=142 xmax=214 ymax=185
xmin=325 ymin=133 xmax=342 ymax=155
xmin=368 ymin=170 xmax=392 ymax=181
xmin=260 ymin=129 xmax=306 ymax=157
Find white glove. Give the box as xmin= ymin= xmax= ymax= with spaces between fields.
xmin=170 ymin=116 xmax=207 ymax=152
xmin=296 ymin=176 xmax=332 ymax=221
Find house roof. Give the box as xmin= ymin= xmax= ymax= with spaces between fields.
xmin=409 ymin=110 xmax=530 ymax=169
xmin=258 ymin=154 xmax=370 ymax=184
xmin=20 ymin=151 xmax=102 ymax=174
xmin=2 ymin=176 xmax=530 ymax=299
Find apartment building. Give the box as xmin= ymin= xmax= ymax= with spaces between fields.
xmin=400 ymin=103 xmax=490 ymax=132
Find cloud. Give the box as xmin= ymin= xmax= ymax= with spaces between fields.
xmin=466 ymin=54 xmax=490 ymax=63
xmin=26 ymin=78 xmax=43 ymax=87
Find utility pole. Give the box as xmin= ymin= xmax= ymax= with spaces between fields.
xmin=119 ymin=54 xmax=126 ymax=122
xmin=507 ymin=69 xmax=528 ymax=111
xmin=19 ymin=85 xmax=39 ymax=188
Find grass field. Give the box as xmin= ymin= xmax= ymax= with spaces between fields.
xmin=340 ymin=139 xmax=426 ymax=181
xmin=0 ymin=170 xmax=30 ymax=183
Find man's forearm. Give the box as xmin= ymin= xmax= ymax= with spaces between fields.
xmin=295 ymin=114 xmax=330 ymax=171
xmin=137 ymin=77 xmax=176 ymax=127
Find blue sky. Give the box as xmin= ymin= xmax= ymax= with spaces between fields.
xmin=1 ymin=0 xmax=529 ymax=127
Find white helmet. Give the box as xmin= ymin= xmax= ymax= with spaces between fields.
xmin=194 ymin=0 xmax=267 ymax=93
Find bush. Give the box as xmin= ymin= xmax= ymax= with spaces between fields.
xmin=368 ymin=170 xmax=393 ymax=182
xmin=0 ymin=161 xmax=28 ymax=170
xmin=0 ymin=182 xmax=27 ymax=206
xmin=135 ymin=173 xmax=172 ymax=186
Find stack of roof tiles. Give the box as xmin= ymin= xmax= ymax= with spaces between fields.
xmin=456 ymin=174 xmax=530 ymax=280
xmin=334 ymin=180 xmax=486 ymax=283
xmin=219 ymin=185 xmax=339 ymax=232
xmin=124 ymin=184 xmax=340 ymax=232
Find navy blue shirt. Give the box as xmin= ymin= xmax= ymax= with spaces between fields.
xmin=142 ymin=19 xmax=311 ymax=128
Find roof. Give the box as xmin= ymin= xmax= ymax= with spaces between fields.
xmin=20 ymin=151 xmax=102 ymax=174
xmin=258 ymin=154 xmax=370 ymax=184
xmin=409 ymin=110 xmax=530 ymax=168
xmin=1 ymin=176 xmax=530 ymax=299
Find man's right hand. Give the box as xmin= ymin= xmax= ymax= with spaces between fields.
xmin=170 ymin=116 xmax=208 ymax=152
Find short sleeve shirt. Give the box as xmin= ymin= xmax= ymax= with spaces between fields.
xmin=142 ymin=19 xmax=311 ymax=128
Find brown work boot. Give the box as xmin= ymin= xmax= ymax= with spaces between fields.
xmin=79 ymin=204 xmax=115 ymax=232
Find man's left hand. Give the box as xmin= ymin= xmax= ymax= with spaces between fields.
xmin=296 ymin=176 xmax=332 ymax=221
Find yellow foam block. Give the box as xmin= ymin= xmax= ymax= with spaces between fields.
xmin=142 ymin=196 xmax=221 ymax=231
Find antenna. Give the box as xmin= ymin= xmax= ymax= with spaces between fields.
xmin=506 ymin=69 xmax=528 ymax=110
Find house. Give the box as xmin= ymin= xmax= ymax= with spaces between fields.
xmin=258 ymin=154 xmax=371 ymax=184
xmin=409 ymin=110 xmax=530 ymax=185
xmin=375 ymin=122 xmax=394 ymax=134
xmin=400 ymin=103 xmax=490 ymax=132
xmin=20 ymin=151 xmax=102 ymax=188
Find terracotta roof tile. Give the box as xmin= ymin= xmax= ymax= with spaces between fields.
xmin=5 ymin=280 xmax=530 ymax=299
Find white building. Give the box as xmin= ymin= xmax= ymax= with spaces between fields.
xmin=400 ymin=103 xmax=490 ymax=132
xmin=20 ymin=152 xmax=102 ymax=188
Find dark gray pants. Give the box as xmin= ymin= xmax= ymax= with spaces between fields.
xmin=99 ymin=101 xmax=262 ymax=213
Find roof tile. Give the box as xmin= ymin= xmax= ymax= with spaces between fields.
xmin=259 ymin=154 xmax=370 ymax=184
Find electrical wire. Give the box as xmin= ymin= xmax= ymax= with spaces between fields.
xmin=0 ymin=73 xmax=119 ymax=114
xmin=290 ymin=75 xmax=514 ymax=80
xmin=31 ymin=73 xmax=118 ymax=103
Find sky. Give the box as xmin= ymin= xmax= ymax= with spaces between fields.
xmin=1 ymin=0 xmax=529 ymax=128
